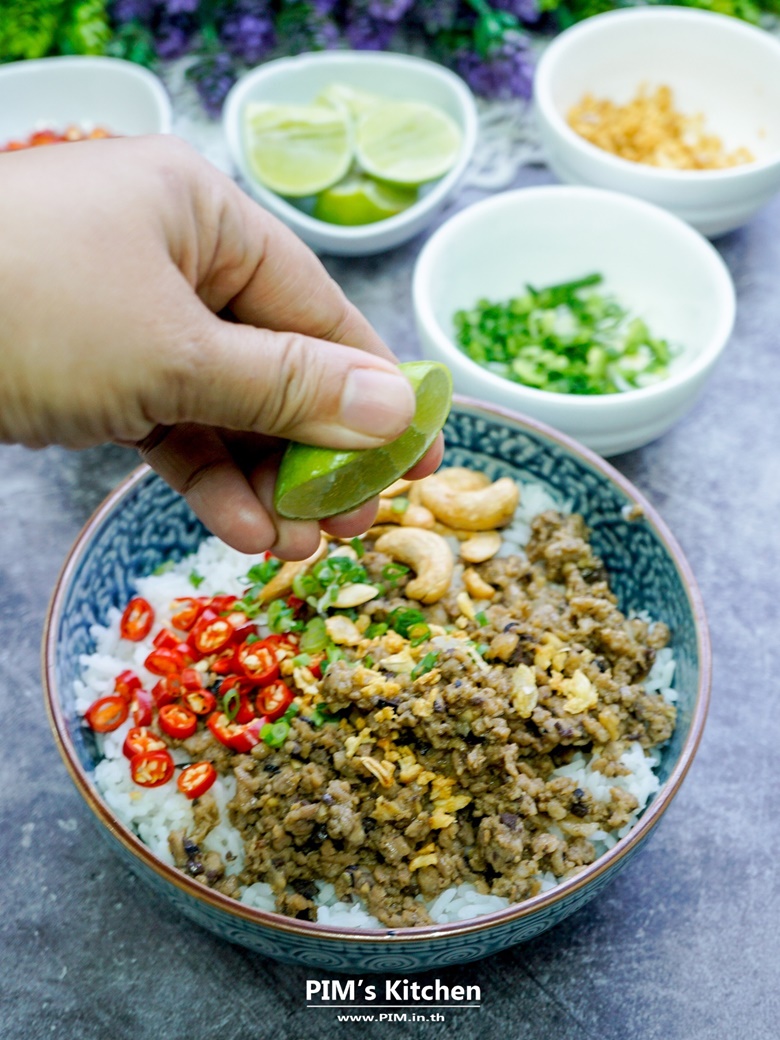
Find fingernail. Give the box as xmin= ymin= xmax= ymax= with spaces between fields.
xmin=340 ymin=368 xmax=415 ymax=438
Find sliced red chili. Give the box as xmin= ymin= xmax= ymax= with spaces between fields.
xmin=119 ymin=596 xmax=154 ymax=642
xmin=210 ymin=649 xmax=237 ymax=675
xmin=177 ymin=761 xmax=217 ymax=800
xmin=114 ymin=669 xmax=142 ymax=702
xmin=207 ymin=712 xmax=265 ymax=753
xmin=130 ymin=749 xmax=174 ymax=788
xmin=158 ymin=703 xmax=198 ymax=740
xmin=131 ymin=688 xmax=154 ymax=727
xmin=209 ymin=594 xmax=238 ymax=615
xmin=237 ymin=639 xmax=280 ymax=685
xmin=122 ymin=727 xmax=167 ymax=760
xmin=180 ymin=667 xmax=203 ymax=692
xmin=151 ymin=675 xmax=181 ymax=708
xmin=308 ymin=654 xmax=325 ymax=680
xmin=218 ymin=675 xmax=259 ymax=698
xmin=144 ymin=646 xmax=185 ymax=676
xmin=85 ymin=695 xmax=129 ymax=733
xmin=256 ymin=680 xmax=294 ymax=722
xmin=190 ymin=610 xmax=234 ymax=654
xmin=183 ymin=689 xmax=216 ymax=716
xmin=170 ymin=597 xmax=206 ymax=632
xmin=264 ymin=632 xmax=299 ymax=655
xmin=153 ymin=627 xmax=180 ymax=650
xmin=287 ymin=595 xmax=306 ymax=615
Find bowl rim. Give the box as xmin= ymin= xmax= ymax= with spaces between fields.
xmin=0 ymin=55 xmax=173 ymax=133
xmin=534 ymin=6 xmax=780 ymax=183
xmin=42 ymin=396 xmax=711 ymax=945
xmin=412 ymin=184 xmax=736 ymax=411
xmin=221 ymin=49 xmax=478 ymax=244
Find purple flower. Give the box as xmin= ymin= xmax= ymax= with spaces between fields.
xmin=493 ymin=0 xmax=540 ymax=25
xmin=161 ymin=0 xmax=199 ymax=14
xmin=366 ymin=0 xmax=415 ymax=22
xmin=454 ymin=31 xmax=534 ymax=100
xmin=188 ymin=51 xmax=237 ymax=118
xmin=414 ymin=0 xmax=460 ymax=34
xmin=110 ymin=0 xmax=156 ymax=24
xmin=344 ymin=14 xmax=395 ymax=49
xmin=219 ymin=1 xmax=276 ymax=64
xmin=155 ymin=12 xmax=196 ymax=59
xmin=280 ymin=3 xmax=341 ymax=52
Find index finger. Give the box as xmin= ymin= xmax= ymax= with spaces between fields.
xmin=192 ymin=170 xmax=397 ymax=363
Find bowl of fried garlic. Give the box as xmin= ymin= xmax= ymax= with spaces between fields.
xmin=533 ymin=7 xmax=780 ymax=236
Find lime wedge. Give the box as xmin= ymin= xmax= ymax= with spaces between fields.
xmin=317 ymin=82 xmax=382 ymax=119
xmin=243 ymin=102 xmax=352 ymax=197
xmin=313 ymin=174 xmax=418 ymax=226
xmin=355 ymin=101 xmax=462 ymax=186
xmin=274 ymin=361 xmax=453 ymax=520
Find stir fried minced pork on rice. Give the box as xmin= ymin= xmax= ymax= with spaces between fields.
xmin=78 ymin=468 xmax=676 ymax=928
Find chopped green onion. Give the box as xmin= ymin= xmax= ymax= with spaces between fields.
xmin=475 ymin=611 xmax=489 ymax=627
xmin=300 ymin=616 xmax=328 ymax=653
xmin=188 ymin=568 xmax=205 ymax=588
xmin=266 ymin=598 xmax=302 ymax=633
xmin=388 ymin=607 xmax=428 ymax=638
xmin=382 ymin=562 xmax=410 ymax=585
xmin=244 ymin=558 xmax=282 ymax=585
xmin=408 ymin=622 xmax=431 ymax=647
xmin=366 ymin=622 xmax=388 ymax=639
xmin=390 ymin=497 xmax=409 ymax=514
xmin=222 ymin=688 xmax=240 ymax=722
xmin=309 ymin=704 xmax=340 ymax=728
xmin=411 ymin=652 xmax=439 ymax=680
xmin=350 ymin=537 xmax=365 ymax=558
xmin=291 ymin=652 xmax=312 ymax=667
xmin=452 ymin=273 xmax=676 ymax=396
xmin=261 ymin=720 xmax=290 ymax=748
xmin=152 ymin=560 xmax=176 ymax=576
xmin=363 ymin=654 xmax=374 ymax=669
xmin=282 ymin=703 xmax=299 ymax=723
xmin=244 ymin=632 xmax=261 ymax=644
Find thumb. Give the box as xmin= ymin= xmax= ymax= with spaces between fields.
xmin=152 ymin=314 xmax=417 ymax=450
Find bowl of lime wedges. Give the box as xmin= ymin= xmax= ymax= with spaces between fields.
xmin=222 ymin=51 xmax=478 ymax=256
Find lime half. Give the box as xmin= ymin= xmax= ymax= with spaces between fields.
xmin=355 ymin=101 xmax=462 ymax=186
xmin=243 ymin=102 xmax=352 ymax=197
xmin=274 ymin=361 xmax=453 ymax=520
xmin=313 ymin=174 xmax=418 ymax=226
xmin=316 ymin=82 xmax=382 ymax=120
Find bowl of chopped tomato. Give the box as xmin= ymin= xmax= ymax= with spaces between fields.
xmin=0 ymin=56 xmax=171 ymax=152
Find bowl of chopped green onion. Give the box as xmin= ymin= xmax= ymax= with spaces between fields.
xmin=413 ymin=185 xmax=735 ymax=456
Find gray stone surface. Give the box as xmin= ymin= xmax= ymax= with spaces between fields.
xmin=2 ymin=164 xmax=780 ymax=1040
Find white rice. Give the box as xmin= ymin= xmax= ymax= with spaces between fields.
xmin=77 ymin=481 xmax=676 ymax=928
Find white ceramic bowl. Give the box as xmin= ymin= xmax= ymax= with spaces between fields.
xmin=534 ymin=8 xmax=780 ymax=237
xmin=0 ymin=56 xmax=172 ymax=144
xmin=222 ymin=51 xmax=478 ymax=256
xmin=412 ymin=185 xmax=735 ymax=456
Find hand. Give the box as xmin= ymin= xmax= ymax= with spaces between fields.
xmin=0 ymin=135 xmax=442 ymax=558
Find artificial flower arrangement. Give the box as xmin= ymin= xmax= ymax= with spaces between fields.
xmin=0 ymin=0 xmax=776 ymax=116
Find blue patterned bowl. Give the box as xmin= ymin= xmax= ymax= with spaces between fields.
xmin=43 ymin=399 xmax=710 ymax=973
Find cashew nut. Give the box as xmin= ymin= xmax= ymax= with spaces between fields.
xmin=380 ymin=478 xmax=413 ymax=498
xmin=256 ymin=536 xmax=328 ymax=605
xmin=420 ymin=476 xmax=519 ymax=531
xmin=463 ymin=568 xmax=496 ymax=600
xmin=460 ymin=530 xmax=502 ymax=563
xmin=375 ymin=498 xmax=435 ymax=529
xmin=435 ymin=467 xmax=491 ymax=492
xmin=331 ymin=583 xmax=380 ymax=609
xmin=374 ymin=527 xmax=454 ymax=604
xmin=325 ymin=615 xmax=363 ymax=646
